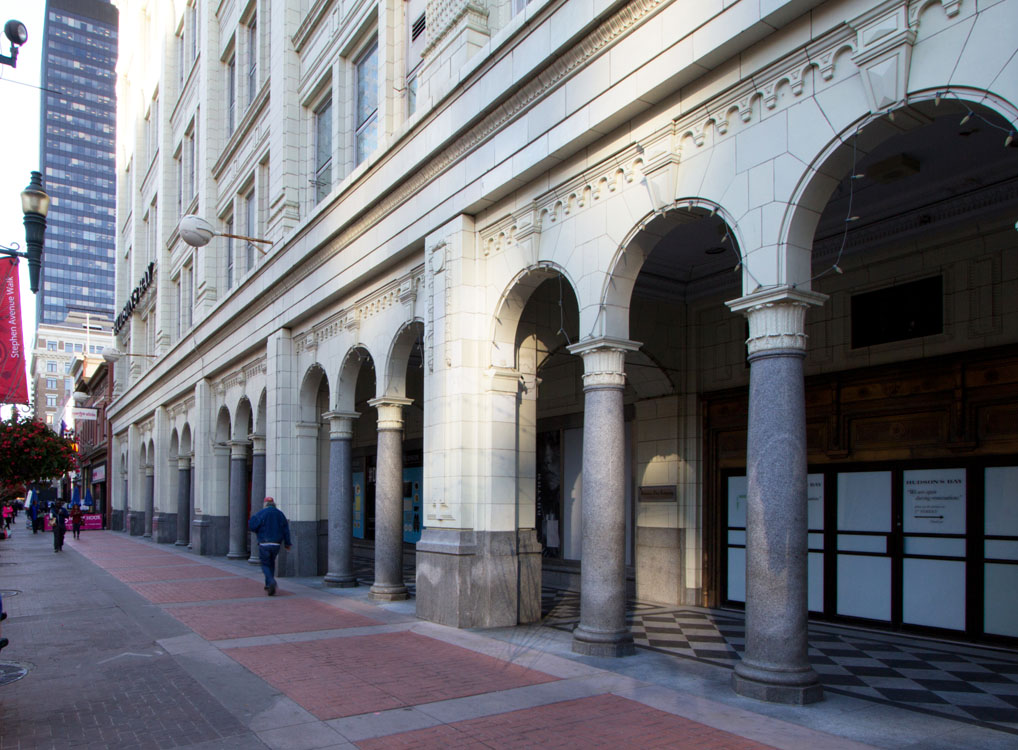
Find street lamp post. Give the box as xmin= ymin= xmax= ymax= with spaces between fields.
xmin=0 ymin=172 xmax=50 ymax=293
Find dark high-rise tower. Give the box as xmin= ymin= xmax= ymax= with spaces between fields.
xmin=37 ymin=0 xmax=118 ymax=326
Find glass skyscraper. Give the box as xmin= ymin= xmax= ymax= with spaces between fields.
xmin=37 ymin=0 xmax=118 ymax=326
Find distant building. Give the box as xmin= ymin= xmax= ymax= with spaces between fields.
xmin=36 ymin=0 xmax=118 ymax=327
xmin=29 ymin=312 xmax=111 ymax=429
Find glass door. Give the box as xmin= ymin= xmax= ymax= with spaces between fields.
xmin=835 ymin=471 xmax=893 ymax=622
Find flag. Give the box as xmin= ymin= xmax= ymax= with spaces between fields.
xmin=0 ymin=258 xmax=28 ymax=404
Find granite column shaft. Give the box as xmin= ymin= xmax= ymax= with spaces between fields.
xmin=227 ymin=440 xmax=250 ymax=559
xmin=369 ymin=398 xmax=411 ymax=601
xmin=324 ymin=412 xmax=359 ymax=587
xmin=568 ymin=338 xmax=640 ymax=658
xmin=727 ymin=288 xmax=825 ymax=705
xmin=248 ymin=435 xmax=266 ymax=564
xmin=175 ymin=457 xmax=190 ymax=545
xmin=143 ymin=464 xmax=154 ymax=538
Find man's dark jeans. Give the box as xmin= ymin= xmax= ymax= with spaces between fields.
xmin=258 ymin=543 xmax=281 ymax=588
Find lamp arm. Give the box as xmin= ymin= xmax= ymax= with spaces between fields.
xmin=0 ymin=242 xmax=29 ymax=260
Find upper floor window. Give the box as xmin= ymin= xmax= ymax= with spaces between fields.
xmin=46 ymin=378 xmax=57 ymax=389
xmin=182 ymin=262 xmax=193 ymax=330
xmin=47 ymin=361 xmax=57 ymax=373
xmin=226 ymin=53 xmax=237 ymax=135
xmin=406 ymin=0 xmax=426 ymax=118
xmin=246 ymin=17 xmax=258 ymax=106
xmin=243 ymin=189 xmax=256 ymax=272
xmin=188 ymin=2 xmax=199 ymax=64
xmin=314 ymin=96 xmax=332 ymax=203
xmin=46 ymin=395 xmax=57 ymax=407
xmin=355 ymin=41 xmax=378 ymax=166
xmin=46 ymin=340 xmax=57 ymax=351
xmin=225 ymin=215 xmax=235 ymax=289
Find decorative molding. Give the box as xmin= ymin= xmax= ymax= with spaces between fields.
xmin=422 ymin=0 xmax=490 ymax=58
xmin=368 ymin=397 xmax=414 ymax=430
xmin=726 ymin=287 xmax=828 ymax=356
xmin=567 ymin=337 xmax=642 ymax=389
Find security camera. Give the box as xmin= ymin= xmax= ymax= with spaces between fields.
xmin=4 ymin=20 xmax=27 ymax=47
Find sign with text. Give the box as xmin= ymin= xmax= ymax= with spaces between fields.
xmin=0 ymin=258 xmax=28 ymax=404
xmin=43 ymin=513 xmax=102 ymax=532
xmin=903 ymin=468 xmax=966 ymax=534
xmin=71 ymin=407 xmax=98 ymax=421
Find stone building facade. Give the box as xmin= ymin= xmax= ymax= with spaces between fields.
xmin=110 ymin=0 xmax=1018 ymax=703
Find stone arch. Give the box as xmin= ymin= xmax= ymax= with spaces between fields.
xmin=255 ymin=389 xmax=267 ymax=436
xmin=490 ymin=263 xmax=580 ymax=370
xmin=601 ymin=200 xmax=742 ymax=340
xmin=299 ymin=364 xmax=329 ymax=423
xmin=215 ymin=406 xmax=232 ymax=443
xmin=233 ymin=397 xmax=253 ymax=441
xmin=336 ymin=345 xmax=374 ymax=412
xmin=780 ymin=89 xmax=1018 ymax=290
xmin=169 ymin=428 xmax=180 ymax=459
xmin=179 ymin=423 xmax=192 ymax=456
xmin=381 ymin=320 xmax=425 ymax=399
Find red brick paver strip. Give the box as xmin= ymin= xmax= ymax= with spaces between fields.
xmin=355 ymin=694 xmax=779 ymax=749
xmin=129 ymin=577 xmax=281 ymax=603
xmin=225 ymin=630 xmax=559 ymax=720
xmin=109 ymin=563 xmax=231 ymax=583
xmin=168 ymin=598 xmax=381 ymax=640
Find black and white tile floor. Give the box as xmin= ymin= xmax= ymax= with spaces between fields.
xmin=541 ymin=589 xmax=1018 ymax=735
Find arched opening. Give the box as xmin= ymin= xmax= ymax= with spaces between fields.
xmin=709 ymin=95 xmax=1018 ymax=645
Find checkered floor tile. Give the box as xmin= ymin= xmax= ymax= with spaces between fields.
xmin=541 ymin=590 xmax=1018 ymax=735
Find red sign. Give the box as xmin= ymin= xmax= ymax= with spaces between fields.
xmin=0 ymin=258 xmax=28 ymax=404
xmin=44 ymin=513 xmax=103 ymax=531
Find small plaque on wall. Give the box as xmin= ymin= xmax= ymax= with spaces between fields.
xmin=639 ymin=485 xmax=676 ymax=503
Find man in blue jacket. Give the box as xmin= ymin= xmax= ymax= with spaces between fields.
xmin=247 ymin=497 xmax=292 ymax=596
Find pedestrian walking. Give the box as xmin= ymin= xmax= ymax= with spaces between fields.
xmin=2 ymin=503 xmax=12 ymax=531
xmin=248 ymin=497 xmax=291 ymax=596
xmin=51 ymin=502 xmax=68 ymax=552
xmin=28 ymin=501 xmax=38 ymax=533
xmin=0 ymin=590 xmax=7 ymax=653
xmin=70 ymin=505 xmax=83 ymax=540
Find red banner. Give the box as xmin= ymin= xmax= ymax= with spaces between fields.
xmin=0 ymin=258 xmax=28 ymax=404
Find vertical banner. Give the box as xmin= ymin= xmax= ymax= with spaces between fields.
xmin=0 ymin=258 xmax=29 ymax=404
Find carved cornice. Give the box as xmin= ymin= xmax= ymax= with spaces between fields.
xmin=293 ymin=267 xmax=425 ymax=354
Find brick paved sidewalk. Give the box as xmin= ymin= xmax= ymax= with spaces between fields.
xmin=5 ymin=530 xmax=1005 ymax=749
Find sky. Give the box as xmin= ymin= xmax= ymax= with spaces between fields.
xmin=0 ymin=0 xmax=48 ymax=416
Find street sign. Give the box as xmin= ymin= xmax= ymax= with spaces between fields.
xmin=71 ymin=407 xmax=98 ymax=420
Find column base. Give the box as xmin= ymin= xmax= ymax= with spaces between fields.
xmin=277 ymin=521 xmax=318 ymax=577
xmin=323 ymin=573 xmax=358 ymax=587
xmin=127 ymin=511 xmax=144 ymax=536
xmin=152 ymin=513 xmax=177 ymax=544
xmin=416 ymin=528 xmax=541 ymax=628
xmin=571 ymin=625 xmax=635 ymax=658
xmin=369 ymin=583 xmax=408 ymax=601
xmin=111 ymin=509 xmax=124 ymax=531
xmin=191 ymin=515 xmax=229 ymax=556
xmin=732 ymin=663 xmax=823 ymax=705
xmin=174 ymin=540 xmax=189 ymax=546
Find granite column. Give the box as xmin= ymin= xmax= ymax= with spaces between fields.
xmin=727 ymin=287 xmax=826 ymax=705
xmin=248 ymin=434 xmax=266 ymax=564
xmin=143 ymin=463 xmax=154 ymax=538
xmin=227 ymin=440 xmax=251 ymax=559
xmin=324 ymin=412 xmax=359 ymax=586
xmin=368 ymin=398 xmax=412 ymax=601
xmin=567 ymin=337 xmax=640 ymax=657
xmin=175 ymin=456 xmax=191 ymax=545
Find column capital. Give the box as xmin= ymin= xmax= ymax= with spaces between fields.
xmin=726 ymin=286 xmax=827 ymax=357
xmin=567 ymin=337 xmax=641 ymax=389
xmin=368 ymin=397 xmax=413 ymax=430
xmin=323 ymin=411 xmax=360 ymax=440
xmin=248 ymin=432 xmax=266 ymax=454
xmin=227 ymin=439 xmax=251 ymax=458
xmin=144 ymin=463 xmax=154 ymax=476
xmin=177 ymin=456 xmax=191 ymax=470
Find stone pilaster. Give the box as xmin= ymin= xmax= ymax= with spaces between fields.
xmin=726 ymin=286 xmax=826 ymax=705
xmin=368 ymin=397 xmax=412 ymax=601
xmin=227 ymin=440 xmax=251 ymax=559
xmin=567 ymin=337 xmax=641 ymax=657
xmin=323 ymin=411 xmax=359 ymax=587
xmin=248 ymin=434 xmax=266 ymax=564
xmin=175 ymin=456 xmax=191 ymax=545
